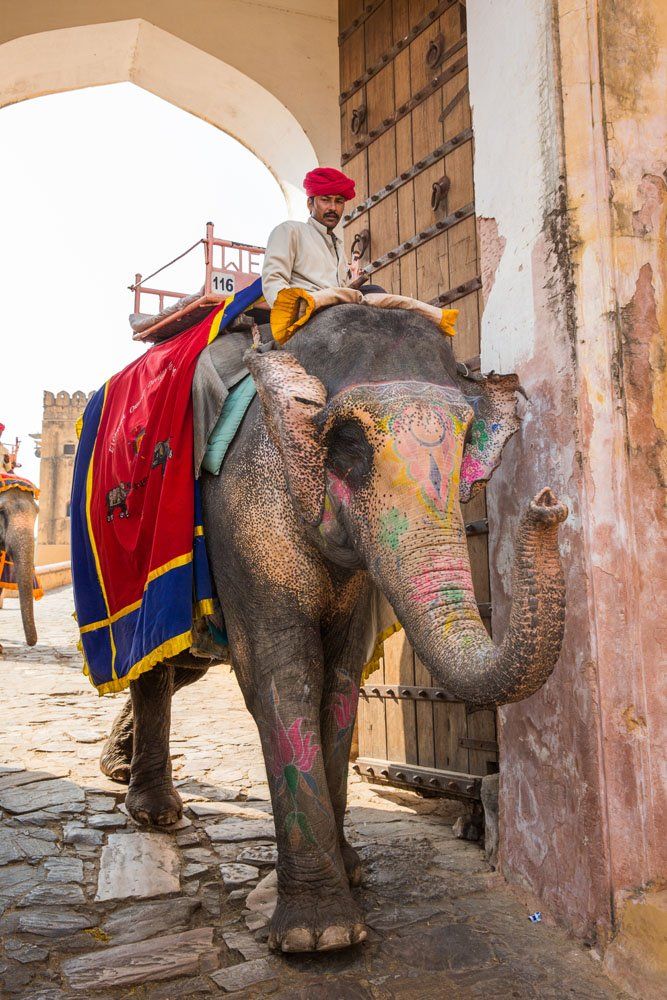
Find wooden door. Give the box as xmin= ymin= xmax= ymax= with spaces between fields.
xmin=339 ymin=0 xmax=498 ymax=803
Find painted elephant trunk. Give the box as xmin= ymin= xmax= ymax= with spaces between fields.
xmin=7 ymin=522 xmax=38 ymax=647
xmin=369 ymin=488 xmax=568 ymax=707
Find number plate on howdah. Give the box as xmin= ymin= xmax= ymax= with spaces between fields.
xmin=211 ymin=271 xmax=235 ymax=294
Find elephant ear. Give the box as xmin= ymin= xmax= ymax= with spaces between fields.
xmin=458 ymin=372 xmax=522 ymax=503
xmin=245 ymin=350 xmax=327 ymax=525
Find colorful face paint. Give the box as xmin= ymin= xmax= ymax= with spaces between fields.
xmin=460 ymin=453 xmax=486 ymax=487
xmin=378 ymin=507 xmax=409 ymax=550
xmin=318 ymin=380 xmax=472 ymax=560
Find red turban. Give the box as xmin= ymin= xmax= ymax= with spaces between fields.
xmin=303 ymin=167 xmax=356 ymax=201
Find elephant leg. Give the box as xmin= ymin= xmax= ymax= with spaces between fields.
xmin=100 ymin=665 xmax=209 ymax=783
xmin=320 ymin=664 xmax=364 ymax=887
xmin=99 ymin=697 xmax=133 ymax=783
xmin=125 ymin=663 xmax=182 ymax=826
xmin=234 ymin=626 xmax=366 ymax=954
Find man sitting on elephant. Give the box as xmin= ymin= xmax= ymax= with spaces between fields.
xmin=261 ymin=167 xmax=356 ymax=307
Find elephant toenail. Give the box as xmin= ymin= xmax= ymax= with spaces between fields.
xmin=351 ymin=924 xmax=368 ymax=944
xmin=282 ymin=928 xmax=316 ymax=952
xmin=317 ymin=925 xmax=352 ymax=951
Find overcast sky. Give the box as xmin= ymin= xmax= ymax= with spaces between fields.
xmin=1 ymin=83 xmax=292 ymax=485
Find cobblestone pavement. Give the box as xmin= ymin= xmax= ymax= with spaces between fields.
xmin=0 ymin=588 xmax=626 ymax=998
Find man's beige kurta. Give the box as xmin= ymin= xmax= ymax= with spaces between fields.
xmin=261 ymin=216 xmax=348 ymax=307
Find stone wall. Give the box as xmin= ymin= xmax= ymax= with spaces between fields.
xmin=36 ymin=561 xmax=72 ymax=591
xmin=468 ymin=0 xmax=665 ymax=992
xmin=36 ymin=390 xmax=92 ymax=563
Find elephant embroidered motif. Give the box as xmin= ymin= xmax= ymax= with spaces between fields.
xmin=151 ymin=439 xmax=173 ymax=477
xmin=106 ymin=483 xmax=132 ymax=521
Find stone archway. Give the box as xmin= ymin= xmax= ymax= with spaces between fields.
xmin=0 ymin=17 xmax=334 ymax=215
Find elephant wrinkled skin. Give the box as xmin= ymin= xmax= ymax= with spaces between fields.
xmin=102 ymin=304 xmax=567 ymax=953
xmin=0 ymin=486 xmax=39 ymax=651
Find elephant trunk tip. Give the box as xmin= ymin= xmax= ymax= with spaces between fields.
xmin=528 ymin=487 xmax=568 ymax=526
xmin=26 ymin=630 xmax=38 ymax=647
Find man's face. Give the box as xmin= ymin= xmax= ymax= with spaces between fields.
xmin=308 ymin=195 xmax=346 ymax=230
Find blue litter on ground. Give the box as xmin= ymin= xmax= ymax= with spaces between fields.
xmin=529 ymin=911 xmax=542 ymax=923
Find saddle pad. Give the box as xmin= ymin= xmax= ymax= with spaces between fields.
xmin=202 ymin=374 xmax=257 ymax=475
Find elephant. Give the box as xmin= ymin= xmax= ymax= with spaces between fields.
xmin=151 ymin=438 xmax=173 ymax=476
xmin=99 ymin=302 xmax=567 ymax=954
xmin=105 ymin=482 xmax=132 ymax=521
xmin=0 ymin=485 xmax=39 ymax=650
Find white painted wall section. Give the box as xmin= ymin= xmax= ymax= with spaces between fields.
xmin=467 ymin=0 xmax=561 ymax=372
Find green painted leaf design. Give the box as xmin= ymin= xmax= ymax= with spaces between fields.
xmin=296 ymin=811 xmax=316 ymax=845
xmin=284 ymin=763 xmax=299 ymax=795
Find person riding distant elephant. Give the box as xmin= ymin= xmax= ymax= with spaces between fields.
xmin=99 ymin=299 xmax=568 ymax=955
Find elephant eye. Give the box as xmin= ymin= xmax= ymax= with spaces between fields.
xmin=463 ymin=415 xmax=474 ymax=449
xmin=325 ymin=419 xmax=373 ymax=488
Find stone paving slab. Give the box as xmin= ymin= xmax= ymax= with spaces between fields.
xmin=0 ymin=588 xmax=628 ymax=998
xmin=95 ymin=832 xmax=181 ymax=901
xmin=61 ymin=926 xmax=218 ymax=990
xmin=102 ymin=897 xmax=201 ymax=945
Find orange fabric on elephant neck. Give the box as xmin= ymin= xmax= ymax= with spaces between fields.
xmin=0 ymin=472 xmax=40 ymax=498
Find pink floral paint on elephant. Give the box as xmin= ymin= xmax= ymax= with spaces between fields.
xmin=332 ymin=684 xmax=358 ymax=738
xmin=270 ymin=710 xmax=321 ymax=846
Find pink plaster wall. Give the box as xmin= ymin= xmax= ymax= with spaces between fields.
xmin=488 ymin=222 xmax=613 ymax=941
xmin=477 ymin=0 xmax=666 ymax=946
xmin=594 ymin=0 xmax=667 ymax=905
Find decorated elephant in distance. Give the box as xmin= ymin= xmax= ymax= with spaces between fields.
xmin=0 ymin=484 xmax=39 ymax=650
xmin=100 ymin=302 xmax=567 ymax=954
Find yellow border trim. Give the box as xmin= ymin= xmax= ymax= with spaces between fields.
xmin=83 ymin=628 xmax=196 ymax=696
xmin=207 ymin=302 xmax=229 ymax=344
xmin=78 ymin=552 xmax=194 ymax=635
xmin=78 ymin=298 xmax=233 ymax=695
xmin=84 ymin=381 xmax=120 ymax=679
xmin=146 ymin=551 xmax=192 ymax=585
xmin=194 ymin=597 xmax=215 ymax=619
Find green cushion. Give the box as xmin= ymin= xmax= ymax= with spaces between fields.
xmin=201 ymin=374 xmax=257 ymax=475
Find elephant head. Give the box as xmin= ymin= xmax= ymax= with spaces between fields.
xmin=0 ymin=487 xmax=39 ymax=646
xmin=247 ymin=346 xmax=567 ymax=708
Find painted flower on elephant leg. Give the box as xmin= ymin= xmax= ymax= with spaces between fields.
xmin=269 ymin=715 xmax=320 ymax=846
xmin=332 ymin=686 xmax=358 ymax=738
xmin=270 ymin=717 xmax=318 ymax=780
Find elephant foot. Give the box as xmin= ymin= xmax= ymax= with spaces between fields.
xmin=99 ymin=738 xmax=132 ymax=784
xmin=268 ymin=887 xmax=367 ymax=953
xmin=340 ymin=838 xmax=363 ymax=887
xmin=125 ymin=781 xmax=183 ymax=827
